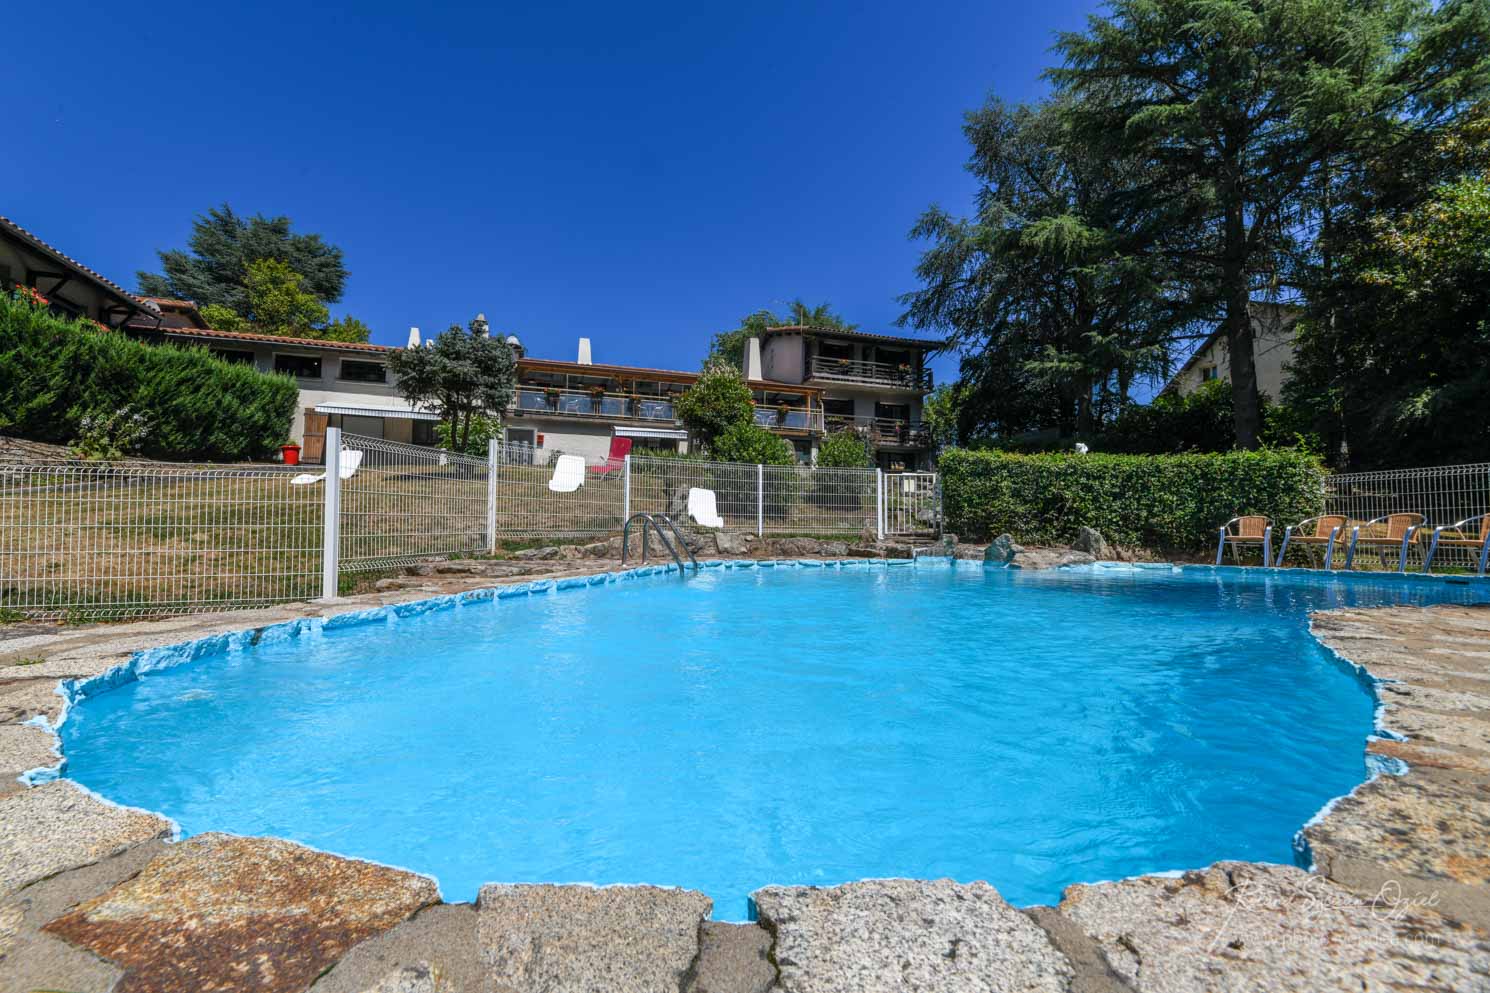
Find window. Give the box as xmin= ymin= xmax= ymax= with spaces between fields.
xmin=412 ymin=420 xmax=439 ymax=445
xmin=211 ymin=348 xmax=255 ymax=365
xmin=1201 ymin=366 xmax=1219 ymax=382
xmin=340 ymin=359 xmax=387 ymax=383
xmin=274 ymin=354 xmax=322 ymax=378
xmin=874 ymin=402 xmax=910 ymax=422
xmin=340 ymin=414 xmax=385 ymax=439
xmin=818 ymin=339 xmax=854 ymax=361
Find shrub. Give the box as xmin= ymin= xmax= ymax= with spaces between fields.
xmin=1102 ymin=380 xmax=1322 ymax=456
xmin=816 ymin=428 xmax=873 ymax=468
xmin=0 ymin=289 xmax=298 ymax=461
xmin=675 ymin=362 xmax=755 ymax=449
xmin=939 ymin=448 xmax=1324 ymax=549
xmin=709 ymin=422 xmax=795 ymax=466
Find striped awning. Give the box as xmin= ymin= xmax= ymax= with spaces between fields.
xmin=613 ymin=426 xmax=689 ymax=440
xmin=314 ymin=402 xmax=441 ymax=422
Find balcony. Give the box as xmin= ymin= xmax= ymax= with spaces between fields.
xmin=824 ymin=415 xmax=932 ymax=448
xmin=752 ymin=405 xmax=824 ymax=432
xmin=808 ymin=356 xmax=932 ymax=391
xmin=510 ymin=388 xmax=677 ymax=423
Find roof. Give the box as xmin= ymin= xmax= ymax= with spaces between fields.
xmin=0 ymin=216 xmax=160 ymax=318
xmin=761 ymin=325 xmax=948 ymax=351
xmin=150 ymin=325 xmax=396 ymax=354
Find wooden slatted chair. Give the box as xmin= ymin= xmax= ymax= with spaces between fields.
xmin=1215 ymin=515 xmax=1273 ymax=567
xmin=1274 ymin=514 xmax=1347 ymax=569
xmin=1422 ymin=513 xmax=1490 ymax=576
xmin=1344 ymin=513 xmax=1425 ymax=572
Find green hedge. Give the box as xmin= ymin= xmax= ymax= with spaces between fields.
xmin=940 ymin=448 xmax=1325 ymax=549
xmin=0 ymin=291 xmax=298 ymax=461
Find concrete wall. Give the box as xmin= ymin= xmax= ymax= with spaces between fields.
xmin=761 ymin=334 xmax=805 ymax=384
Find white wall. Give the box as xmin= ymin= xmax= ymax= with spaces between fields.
xmin=1172 ymin=316 xmax=1298 ymax=400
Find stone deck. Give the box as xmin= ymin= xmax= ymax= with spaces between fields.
xmin=1 ymin=565 xmax=1488 ymax=992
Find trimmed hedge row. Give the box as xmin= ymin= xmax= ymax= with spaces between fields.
xmin=0 ymin=292 xmax=298 ymax=461
xmin=940 ymin=448 xmax=1325 ymax=550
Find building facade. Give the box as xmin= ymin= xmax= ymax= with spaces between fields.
xmin=1164 ymin=304 xmax=1301 ymax=400
xmin=2 ymin=216 xmax=160 ymax=328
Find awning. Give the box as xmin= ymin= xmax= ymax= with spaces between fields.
xmin=613 ymin=426 xmax=688 ymax=440
xmin=314 ymin=403 xmax=441 ymax=422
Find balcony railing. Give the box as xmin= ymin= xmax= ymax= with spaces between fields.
xmin=752 ymin=406 xmax=825 ymax=432
xmin=824 ymin=415 xmax=932 ymax=448
xmin=510 ymin=388 xmax=677 ymax=422
xmin=808 ymin=356 xmax=932 ymax=391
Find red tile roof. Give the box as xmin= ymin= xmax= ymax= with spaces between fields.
xmin=0 ymin=216 xmax=161 ymax=318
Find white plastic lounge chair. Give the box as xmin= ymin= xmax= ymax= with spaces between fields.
xmin=687 ymin=487 xmax=725 ymax=528
xmin=548 ymin=454 xmax=586 ymax=493
xmin=290 ymin=449 xmax=364 ymax=485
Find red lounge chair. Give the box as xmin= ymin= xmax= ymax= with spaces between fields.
xmin=589 ymin=436 xmax=632 ymax=477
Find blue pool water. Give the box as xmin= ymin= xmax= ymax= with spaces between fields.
xmin=59 ymin=564 xmax=1488 ymax=917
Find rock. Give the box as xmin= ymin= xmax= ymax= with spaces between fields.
xmin=880 ymin=542 xmax=914 ymax=559
xmin=859 ymin=524 xmax=877 ymax=545
xmin=683 ymin=921 xmax=775 ymax=993
xmin=713 ymin=531 xmax=755 ymax=556
xmin=1056 ymin=861 xmax=1490 ymax=993
xmin=581 ymin=536 xmax=626 ymax=559
xmin=0 ymin=680 xmax=64 ymax=725
xmin=477 ymin=883 xmax=711 ymax=993
xmin=848 ymin=545 xmax=883 ymax=558
xmin=0 ymin=723 xmax=57 ymax=787
xmin=818 ymin=541 xmax=849 ymax=557
xmin=1071 ymin=526 xmax=1111 ymax=560
xmin=513 ymin=546 xmax=561 ymax=561
xmin=0 ymin=782 xmax=172 ymax=897
xmin=311 ymin=904 xmax=480 ymax=993
xmin=359 ymin=963 xmax=445 ymax=993
xmin=431 ymin=561 xmax=480 ymax=574
xmin=775 ymin=537 xmax=825 ymax=557
xmin=953 ymin=544 xmax=987 ymax=561
xmin=1014 ymin=549 xmax=1096 ymax=571
xmin=752 ymin=878 xmax=1072 ymax=993
xmin=984 ymin=534 xmax=1023 ymax=565
xmin=557 ymin=544 xmax=587 ymax=560
xmin=1303 ymin=771 xmax=1490 ymax=930
xmin=44 ymin=833 xmax=438 ymax=993
xmin=378 ymin=577 xmax=436 ymax=591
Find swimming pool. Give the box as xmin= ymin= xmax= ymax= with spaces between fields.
xmin=55 ymin=562 xmax=1489 ymax=918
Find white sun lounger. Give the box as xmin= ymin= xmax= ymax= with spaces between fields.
xmin=548 ymin=454 xmax=586 ymax=493
xmin=290 ymin=449 xmax=364 ymax=485
xmin=688 ymin=487 xmax=725 ymax=528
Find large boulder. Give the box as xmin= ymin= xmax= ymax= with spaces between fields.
xmin=1013 ymin=549 xmax=1096 ymax=571
xmin=984 ymin=534 xmax=1023 ymax=565
xmin=774 ymin=537 xmax=825 ymax=557
xmin=1071 ymin=526 xmax=1111 ymax=560
xmin=713 ymin=531 xmax=755 ymax=556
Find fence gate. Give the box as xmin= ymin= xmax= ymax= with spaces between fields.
xmin=883 ymin=472 xmax=940 ymax=536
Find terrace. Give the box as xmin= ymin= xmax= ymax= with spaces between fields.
xmin=807 ymin=355 xmax=933 ymax=391
xmin=824 ymin=414 xmax=932 ymax=448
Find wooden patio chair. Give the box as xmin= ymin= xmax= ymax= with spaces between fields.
xmin=1273 ymin=514 xmax=1347 ymax=569
xmin=1421 ymin=513 xmax=1490 ymax=576
xmin=1215 ymin=515 xmax=1273 ymax=566
xmin=1344 ymin=513 xmax=1425 ymax=572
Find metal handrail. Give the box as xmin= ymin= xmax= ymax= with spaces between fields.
xmin=620 ymin=512 xmax=697 ymax=573
xmin=1422 ymin=513 xmax=1490 ymax=576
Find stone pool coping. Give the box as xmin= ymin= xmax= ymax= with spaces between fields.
xmin=2 ymin=560 xmax=1489 ymax=992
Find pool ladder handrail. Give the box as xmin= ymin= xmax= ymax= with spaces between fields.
xmin=621 ymin=513 xmax=699 ymax=574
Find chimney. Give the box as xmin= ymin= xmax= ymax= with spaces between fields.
xmin=474 ymin=313 xmax=490 ymax=337
xmin=744 ymin=336 xmax=763 ymax=380
xmin=577 ymin=337 xmax=592 ymax=365
xmin=407 ymin=326 xmax=421 ymax=348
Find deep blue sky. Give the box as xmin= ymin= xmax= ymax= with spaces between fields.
xmin=7 ymin=0 xmax=1099 ymax=380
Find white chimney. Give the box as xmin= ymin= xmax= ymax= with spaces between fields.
xmin=577 ymin=337 xmax=592 ymax=365
xmin=407 ymin=326 xmax=421 ymax=348
xmin=744 ymin=336 xmax=763 ymax=380
xmin=475 ymin=313 xmax=490 ymax=336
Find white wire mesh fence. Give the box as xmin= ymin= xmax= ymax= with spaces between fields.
xmin=0 ymin=461 xmax=322 ymax=620
xmin=1322 ymin=462 xmax=1490 ymax=572
xmin=0 ymin=434 xmax=940 ymax=621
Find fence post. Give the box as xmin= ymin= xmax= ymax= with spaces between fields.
xmin=757 ymin=463 xmax=764 ymax=536
xmin=486 ymin=438 xmax=499 ymax=554
xmin=623 ymin=454 xmax=631 ymax=524
xmin=874 ymin=469 xmax=881 ymax=539
xmin=320 ymin=426 xmax=342 ymax=600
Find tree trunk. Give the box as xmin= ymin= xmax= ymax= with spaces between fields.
xmin=1223 ymin=200 xmax=1262 ymax=449
xmin=1075 ymin=374 xmax=1095 ymax=437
